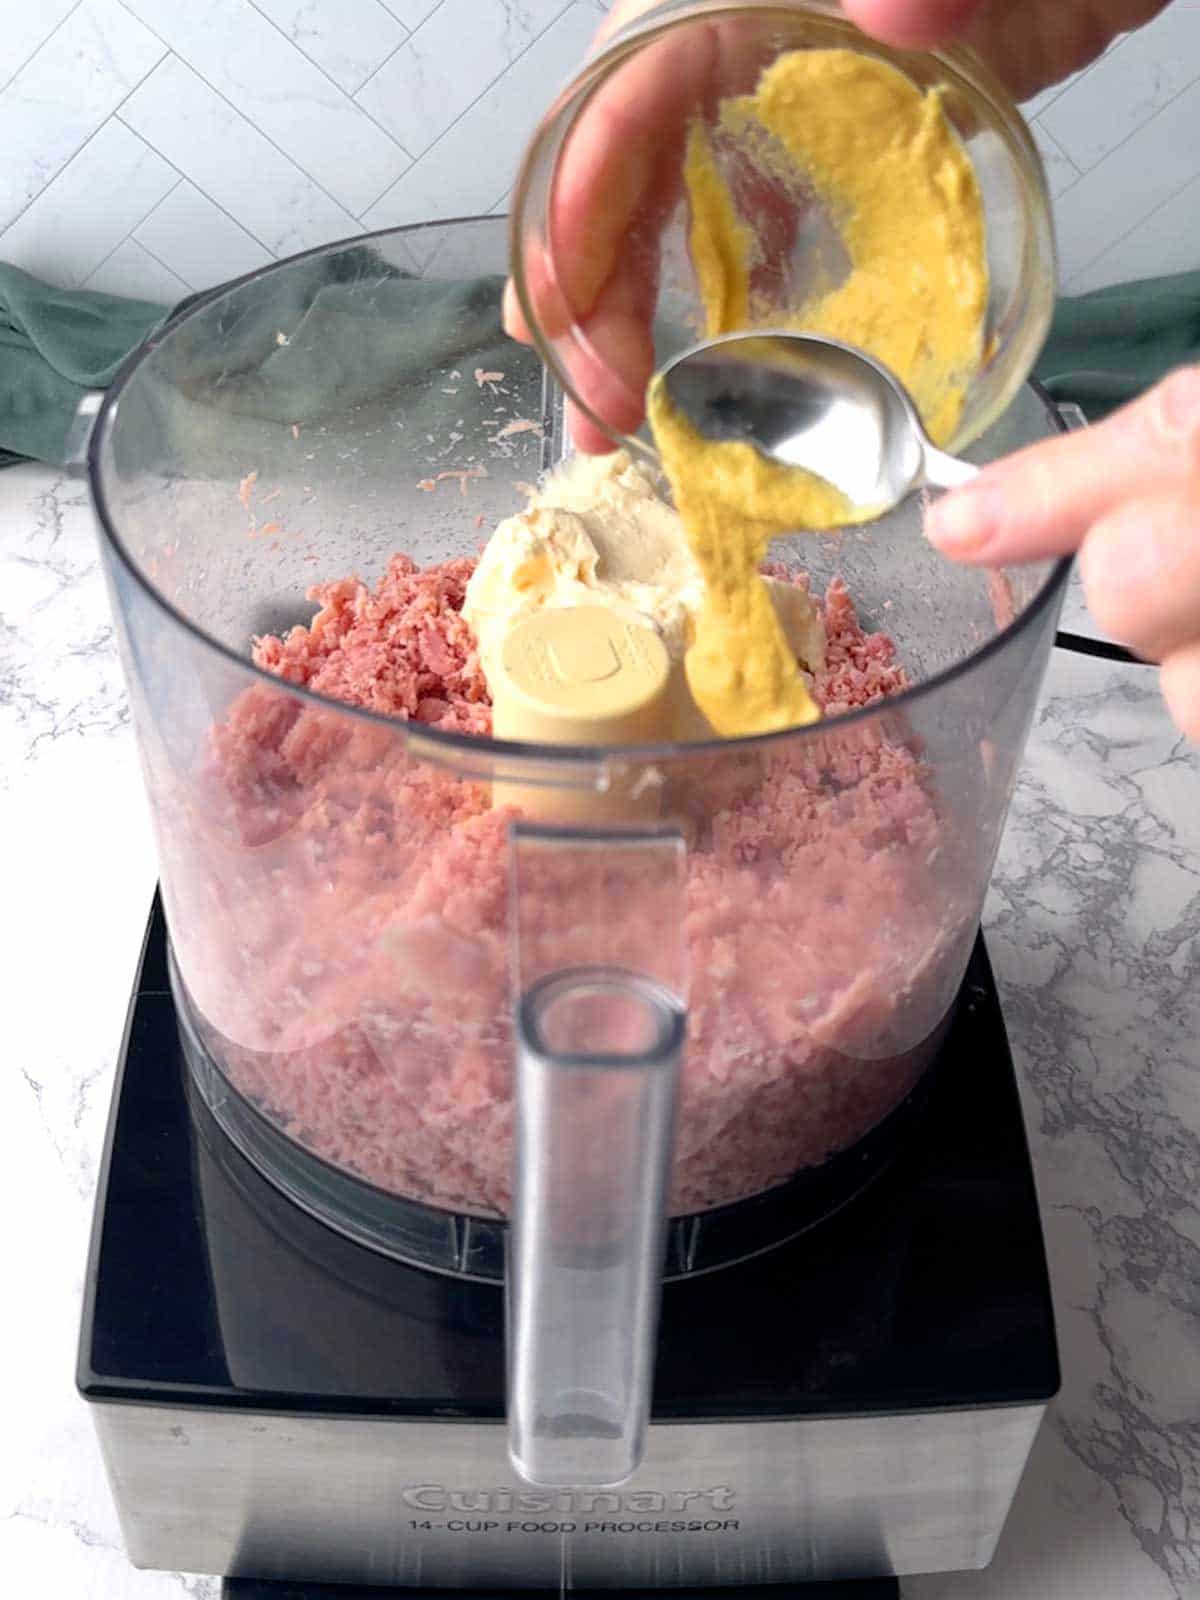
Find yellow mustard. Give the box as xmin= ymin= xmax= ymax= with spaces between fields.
xmin=650 ymin=46 xmax=989 ymax=738
xmin=647 ymin=378 xmax=841 ymax=736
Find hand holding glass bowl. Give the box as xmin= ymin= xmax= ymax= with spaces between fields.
xmin=505 ymin=0 xmax=1200 ymax=742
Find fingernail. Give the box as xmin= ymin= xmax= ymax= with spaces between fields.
xmin=925 ymin=484 xmax=998 ymax=556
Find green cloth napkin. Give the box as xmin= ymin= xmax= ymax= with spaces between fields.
xmin=1035 ymin=268 xmax=1200 ymax=422
xmin=0 ymin=249 xmax=512 ymax=472
xmin=2 ymin=252 xmax=1199 ymax=469
xmin=0 ymin=262 xmax=170 ymax=468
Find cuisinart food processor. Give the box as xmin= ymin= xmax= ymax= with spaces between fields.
xmin=75 ymin=214 xmax=1066 ymax=1594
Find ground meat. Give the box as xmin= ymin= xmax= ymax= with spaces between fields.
xmin=164 ymin=556 xmax=971 ymax=1219
xmin=252 ymin=555 xmax=492 ymax=734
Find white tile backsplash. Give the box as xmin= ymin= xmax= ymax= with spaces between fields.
xmin=119 ymin=0 xmax=411 ymax=213
xmin=0 ymin=0 xmax=78 ymax=94
xmin=356 ymin=0 xmax=570 ymax=158
xmin=83 ymin=236 xmax=192 ymax=301
xmin=361 ymin=0 xmax=602 ymax=226
xmin=376 ymin=0 xmax=445 ymax=29
xmin=133 ymin=177 xmax=273 ymax=285
xmin=0 ymin=120 xmax=176 ymax=287
xmin=249 ymin=0 xmax=409 ymax=96
xmin=119 ymin=54 xmax=357 ymax=265
xmin=1068 ymin=165 xmax=1200 ymax=294
xmin=1 ymin=0 xmax=1198 ymax=304
xmin=1028 ymin=119 xmax=1081 ymax=206
xmin=1051 ymin=68 xmax=1200 ymax=286
xmin=0 ymin=0 xmax=165 ymax=234
xmin=1039 ymin=3 xmax=1200 ymax=173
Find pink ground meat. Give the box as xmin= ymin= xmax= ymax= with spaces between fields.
xmin=164 ymin=555 xmax=971 ymax=1218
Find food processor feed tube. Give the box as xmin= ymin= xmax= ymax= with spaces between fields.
xmin=509 ymin=835 xmax=688 ymax=1487
xmin=509 ymin=963 xmax=683 ymax=1487
xmin=501 ymin=637 xmax=691 ymax=1487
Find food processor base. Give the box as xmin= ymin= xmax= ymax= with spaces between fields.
xmin=79 ymin=896 xmax=1058 ymax=1591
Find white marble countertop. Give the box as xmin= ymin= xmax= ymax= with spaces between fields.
xmin=4 ymin=460 xmax=1198 ymax=1600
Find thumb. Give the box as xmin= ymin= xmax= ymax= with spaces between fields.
xmin=925 ymin=366 xmax=1200 ymax=567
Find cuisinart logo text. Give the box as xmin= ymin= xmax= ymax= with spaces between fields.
xmin=402 ymin=1484 xmax=737 ymax=1515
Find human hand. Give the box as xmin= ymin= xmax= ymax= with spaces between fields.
xmin=596 ymin=0 xmax=1169 ymax=96
xmin=504 ymin=4 xmax=776 ymax=452
xmin=504 ymin=0 xmax=1169 ymax=452
xmin=925 ymin=367 xmax=1200 ymax=742
xmin=841 ymin=0 xmax=1169 ymax=101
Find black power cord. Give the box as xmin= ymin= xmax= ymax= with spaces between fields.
xmin=1054 ymin=631 xmax=1145 ymax=666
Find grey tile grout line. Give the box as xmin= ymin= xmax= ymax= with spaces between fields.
xmin=1063 ymin=162 xmax=1200 ymax=293
xmin=0 ymin=0 xmax=84 ymax=102
xmin=127 ymin=231 xmax=200 ymax=294
xmin=1050 ymin=63 xmax=1200 ymax=282
xmin=110 ymin=0 xmax=362 ymax=235
xmin=1039 ymin=52 xmax=1200 ymax=182
xmin=1030 ymin=116 xmax=1084 ymax=181
xmin=361 ymin=0 xmax=576 ymax=156
xmin=358 ymin=0 xmax=578 ymax=220
xmin=377 ymin=0 xmax=445 ymax=29
xmin=77 ymin=174 xmax=186 ymax=291
xmin=0 ymin=45 xmax=170 ymax=252
xmin=240 ymin=0 xmax=416 ymax=161
xmin=1022 ymin=77 xmax=1083 ymax=122
xmin=82 ymin=229 xmax=150 ymax=293
xmin=351 ymin=36 xmax=408 ymax=98
xmin=1021 ymin=33 xmax=1131 ymax=125
xmin=356 ymin=1 xmax=1111 ymax=224
xmin=112 ymin=44 xmax=329 ymax=267
xmin=1049 ymin=176 xmax=1082 ymax=217
xmin=114 ymin=106 xmax=280 ymax=258
xmin=85 ymin=233 xmax=190 ymax=296
xmin=356 ymin=0 xmax=451 ymax=96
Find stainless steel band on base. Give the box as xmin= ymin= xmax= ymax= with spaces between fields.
xmin=93 ymin=1400 xmax=1046 ymax=1589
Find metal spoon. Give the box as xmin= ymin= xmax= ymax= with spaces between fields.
xmin=658 ymin=331 xmax=978 ymax=519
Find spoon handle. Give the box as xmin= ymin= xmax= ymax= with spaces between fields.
xmin=922 ymin=446 xmax=979 ymax=492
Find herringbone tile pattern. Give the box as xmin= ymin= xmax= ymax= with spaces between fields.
xmin=0 ymin=0 xmax=1196 ymax=303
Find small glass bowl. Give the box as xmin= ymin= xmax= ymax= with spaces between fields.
xmin=509 ymin=0 xmax=1057 ymax=461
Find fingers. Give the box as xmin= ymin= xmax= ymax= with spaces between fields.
xmin=1079 ymin=487 xmax=1200 ymax=662
xmin=839 ymin=0 xmax=985 ymax=47
xmin=505 ymin=11 xmax=695 ymax=350
xmin=925 ymin=366 xmax=1200 ymax=566
xmin=1160 ymin=642 xmax=1200 ymax=743
xmin=566 ymin=395 xmax=624 ymax=456
xmin=540 ymin=23 xmax=714 ymax=321
xmin=506 ymin=17 xmax=715 ymax=448
xmin=506 ymin=232 xmax=656 ymax=452
xmin=502 ymin=278 xmax=532 ymax=345
xmin=562 ymin=228 xmax=661 ymax=450
xmin=924 ymin=367 xmax=1200 ymax=744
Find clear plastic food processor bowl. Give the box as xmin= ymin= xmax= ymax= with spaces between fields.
xmin=84 ymin=218 xmax=1067 ymax=1488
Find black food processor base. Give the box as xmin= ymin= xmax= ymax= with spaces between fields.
xmin=78 ymin=897 xmax=1057 ymax=1591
